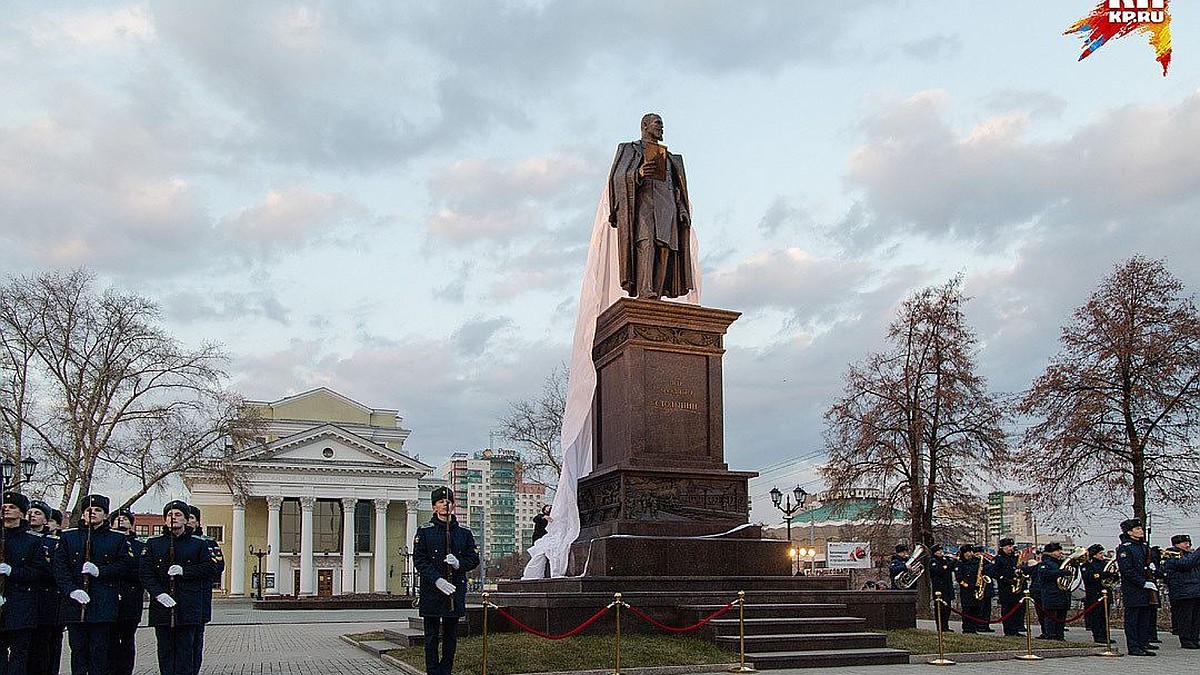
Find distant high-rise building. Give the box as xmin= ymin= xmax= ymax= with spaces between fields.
xmin=440 ymin=448 xmax=547 ymax=563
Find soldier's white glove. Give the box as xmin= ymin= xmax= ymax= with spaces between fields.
xmin=70 ymin=589 xmax=91 ymax=605
xmin=167 ymin=564 xmax=184 ymax=577
xmin=0 ymin=563 xmax=10 ymax=576
xmin=156 ymin=593 xmax=177 ymax=608
xmin=435 ymin=578 xmax=456 ymax=595
xmin=444 ymin=553 xmax=460 ymax=569
xmin=82 ymin=561 xmax=101 ymax=577
xmin=1144 ymin=581 xmax=1158 ymax=592
xmin=0 ymin=595 xmax=5 ymax=607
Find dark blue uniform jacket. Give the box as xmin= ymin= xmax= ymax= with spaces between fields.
xmin=139 ymin=530 xmax=217 ymax=627
xmin=1 ymin=524 xmax=53 ymax=630
xmin=1116 ymin=534 xmax=1154 ymax=607
xmin=1036 ymin=554 xmax=1072 ymax=610
xmin=1162 ymin=547 xmax=1200 ymax=601
xmin=115 ymin=533 xmax=146 ymax=624
xmin=928 ymin=555 xmax=956 ymax=596
xmin=33 ymin=530 xmax=63 ymax=625
xmin=53 ymin=523 xmax=135 ymax=624
xmin=413 ymin=515 xmax=479 ymax=619
xmin=887 ymin=554 xmax=908 ymax=588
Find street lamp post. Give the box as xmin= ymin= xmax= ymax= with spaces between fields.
xmin=248 ymin=545 xmax=270 ymax=600
xmin=769 ymin=485 xmax=807 ymax=544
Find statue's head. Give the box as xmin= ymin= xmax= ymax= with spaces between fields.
xmin=640 ymin=113 xmax=663 ymax=141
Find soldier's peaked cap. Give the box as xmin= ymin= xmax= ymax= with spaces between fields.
xmin=163 ymin=499 xmax=190 ymax=517
xmin=1171 ymin=534 xmax=1191 ymax=546
xmin=81 ymin=494 xmax=110 ymax=512
xmin=1121 ymin=518 xmax=1143 ymax=533
xmin=3 ymin=492 xmax=29 ymax=513
xmin=430 ymin=486 xmax=455 ymax=504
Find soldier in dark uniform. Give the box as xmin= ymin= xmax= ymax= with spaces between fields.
xmin=52 ymin=494 xmax=135 ymax=675
xmin=955 ymin=545 xmax=988 ymax=634
xmin=993 ymin=538 xmax=1026 ymax=636
xmin=887 ymin=544 xmax=910 ymax=589
xmin=926 ymin=545 xmax=956 ymax=632
xmin=1162 ymin=534 xmax=1199 ymax=649
xmin=413 ymin=487 xmax=479 ymax=675
xmin=1081 ymin=543 xmax=1110 ymax=644
xmin=185 ymin=505 xmax=222 ymax=675
xmin=25 ymin=500 xmax=63 ymax=675
xmin=108 ymin=508 xmax=144 ymax=675
xmin=1117 ymin=518 xmax=1157 ymax=656
xmin=1035 ymin=542 xmax=1071 ymax=641
xmin=975 ymin=545 xmax=996 ymax=632
xmin=1 ymin=492 xmax=53 ymax=675
xmin=139 ymin=500 xmax=217 ymax=675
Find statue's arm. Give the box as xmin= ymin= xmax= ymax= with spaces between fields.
xmin=672 ymin=154 xmax=691 ymax=225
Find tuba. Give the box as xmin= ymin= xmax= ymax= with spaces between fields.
xmin=1055 ymin=547 xmax=1088 ymax=592
xmin=1100 ymin=555 xmax=1120 ymax=588
xmin=1013 ymin=546 xmax=1037 ymax=594
xmin=895 ymin=544 xmax=929 ymax=589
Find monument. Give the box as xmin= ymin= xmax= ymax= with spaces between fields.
xmin=484 ymin=116 xmax=914 ymax=667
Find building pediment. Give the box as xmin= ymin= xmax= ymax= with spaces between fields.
xmin=234 ymin=424 xmax=430 ymax=474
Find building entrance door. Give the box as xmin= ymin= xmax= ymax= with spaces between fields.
xmin=317 ymin=569 xmax=334 ymax=597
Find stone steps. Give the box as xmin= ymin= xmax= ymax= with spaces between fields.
xmin=715 ymin=631 xmax=887 ymax=652
xmin=743 ymin=647 xmax=911 ymax=669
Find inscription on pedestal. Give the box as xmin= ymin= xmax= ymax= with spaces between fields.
xmin=578 ymin=472 xmax=748 ymax=528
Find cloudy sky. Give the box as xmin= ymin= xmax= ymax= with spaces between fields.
xmin=3 ymin=1 xmax=1197 ymax=537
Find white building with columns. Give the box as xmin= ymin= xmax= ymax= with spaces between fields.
xmin=183 ymin=388 xmax=442 ymax=597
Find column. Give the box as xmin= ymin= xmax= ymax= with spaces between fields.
xmin=265 ymin=496 xmax=283 ymax=595
xmin=373 ymin=498 xmax=389 ymax=593
xmin=341 ymin=497 xmax=356 ymax=595
xmin=299 ymin=496 xmax=315 ymax=596
xmin=230 ymin=495 xmax=247 ymax=596
xmin=404 ymin=500 xmax=419 ymax=595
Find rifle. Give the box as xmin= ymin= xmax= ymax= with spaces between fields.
xmin=169 ymin=532 xmax=177 ymax=628
xmin=444 ymin=504 xmax=454 ymax=613
xmin=81 ymin=521 xmax=93 ymax=621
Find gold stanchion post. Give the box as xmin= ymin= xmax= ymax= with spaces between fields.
xmin=1099 ymin=589 xmax=1122 ymax=657
xmin=928 ymin=591 xmax=956 ymax=666
xmin=613 ymin=592 xmax=623 ymax=675
xmin=1014 ymin=591 xmax=1043 ymax=661
xmin=729 ymin=590 xmax=755 ymax=673
xmin=482 ymin=591 xmax=490 ymax=675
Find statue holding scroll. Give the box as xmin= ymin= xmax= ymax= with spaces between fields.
xmin=608 ymin=113 xmax=695 ymax=299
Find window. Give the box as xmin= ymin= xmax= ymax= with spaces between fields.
xmin=281 ymin=499 xmax=301 ymax=553
xmin=354 ymin=500 xmax=372 ymax=553
xmin=206 ymin=525 xmax=224 ymax=542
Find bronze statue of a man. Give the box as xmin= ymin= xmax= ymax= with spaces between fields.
xmin=608 ymin=113 xmax=694 ymax=299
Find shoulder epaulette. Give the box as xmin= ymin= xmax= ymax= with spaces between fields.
xmin=60 ymin=527 xmax=80 ymax=533
xmin=27 ymin=530 xmax=44 ymax=538
xmin=419 ymin=523 xmax=436 ymax=529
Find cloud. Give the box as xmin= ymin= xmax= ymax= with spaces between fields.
xmin=452 ymin=316 xmax=513 ymax=356
xmin=164 ymin=290 xmax=291 ymax=325
xmin=705 ymin=248 xmax=876 ymax=322
xmin=220 ymin=186 xmax=367 ymax=258
xmin=841 ymin=90 xmax=1200 ymax=253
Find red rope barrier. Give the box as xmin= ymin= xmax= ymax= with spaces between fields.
xmin=622 ymin=601 xmax=736 ymax=633
xmin=1044 ymin=598 xmax=1104 ymax=624
xmin=490 ymin=603 xmax=613 ymax=640
xmin=943 ymin=599 xmax=1024 ymax=624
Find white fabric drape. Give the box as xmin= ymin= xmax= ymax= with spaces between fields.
xmin=523 ymin=186 xmax=700 ymax=579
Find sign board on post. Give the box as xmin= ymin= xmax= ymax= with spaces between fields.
xmin=826 ymin=541 xmax=872 ymax=569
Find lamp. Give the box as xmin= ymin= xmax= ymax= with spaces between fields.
xmin=769 ymin=485 xmax=806 ymax=543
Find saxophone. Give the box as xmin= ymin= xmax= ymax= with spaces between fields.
xmin=973 ymin=554 xmax=991 ymax=601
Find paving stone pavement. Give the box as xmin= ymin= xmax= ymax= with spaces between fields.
xmin=55 ymin=599 xmax=1196 ymax=675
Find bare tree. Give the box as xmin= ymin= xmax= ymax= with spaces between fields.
xmin=821 ymin=277 xmax=1008 ymax=552
xmin=1014 ymin=256 xmax=1200 ymax=524
xmin=0 ymin=269 xmax=255 ymax=512
xmin=497 ymin=363 xmax=566 ymax=482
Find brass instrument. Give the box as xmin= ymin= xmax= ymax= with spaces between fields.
xmin=1055 ymin=547 xmax=1088 ymax=592
xmin=973 ymin=553 xmax=993 ymax=601
xmin=1013 ymin=546 xmax=1037 ymax=594
xmin=895 ymin=544 xmax=929 ymax=589
xmin=1100 ymin=555 xmax=1120 ymax=588
xmin=1160 ymin=549 xmax=1184 ymax=560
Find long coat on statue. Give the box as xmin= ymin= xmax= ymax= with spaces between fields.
xmin=607 ymin=140 xmax=694 ymax=298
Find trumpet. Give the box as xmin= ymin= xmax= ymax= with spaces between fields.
xmin=1160 ymin=549 xmax=1184 ymax=560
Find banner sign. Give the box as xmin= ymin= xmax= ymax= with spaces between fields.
xmin=826 ymin=541 xmax=872 ymax=569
